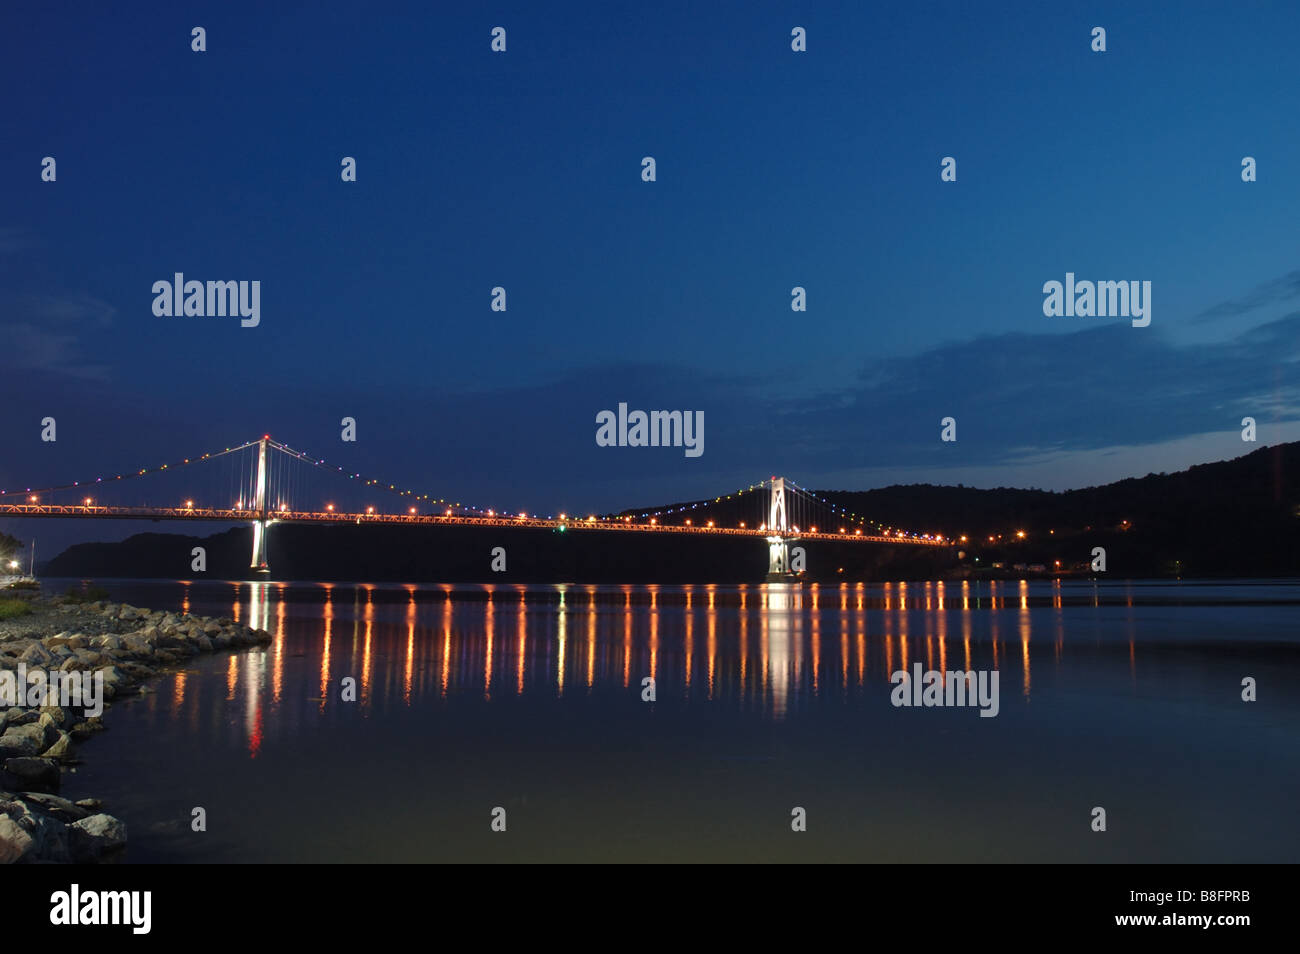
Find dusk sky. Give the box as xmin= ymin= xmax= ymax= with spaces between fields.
xmin=4 ymin=1 xmax=1300 ymax=554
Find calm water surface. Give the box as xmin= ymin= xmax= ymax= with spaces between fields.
xmin=51 ymin=578 xmax=1300 ymax=863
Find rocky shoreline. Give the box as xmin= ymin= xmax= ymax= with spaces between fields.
xmin=0 ymin=593 xmax=270 ymax=863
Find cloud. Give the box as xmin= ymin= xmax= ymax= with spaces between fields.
xmin=0 ymin=292 xmax=117 ymax=379
xmin=760 ymin=313 xmax=1300 ymax=475
xmin=1194 ymin=268 xmax=1300 ymax=322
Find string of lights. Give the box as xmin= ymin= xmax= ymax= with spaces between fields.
xmin=0 ymin=440 xmax=261 ymax=498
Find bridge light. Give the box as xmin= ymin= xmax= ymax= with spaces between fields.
xmin=487 ymin=510 xmax=495 ymax=517
xmin=280 ymin=504 xmax=287 ymax=512
xmin=7 ymin=560 xmax=17 ymax=570
xmin=1016 ymin=530 xmax=1026 ymax=539
xmin=409 ymin=507 xmax=417 ymax=514
xmin=29 ymin=495 xmax=37 ymax=503
xmin=367 ymin=506 xmax=375 ymax=514
xmin=327 ymin=504 xmax=335 ymax=512
xmin=855 ymin=529 xmax=862 ymax=535
xmin=840 ymin=527 xmax=846 ymax=534
xmin=446 ymin=509 xmax=452 ymax=516
xmin=810 ymin=526 xmax=816 ymax=533
xmin=685 ymin=519 xmax=692 ymax=525
xmin=649 ymin=518 xmax=656 ymax=525
xmin=560 ymin=513 xmax=566 ymax=520
xmin=960 ymin=535 xmax=968 ymax=543
xmin=739 ymin=521 xmax=746 ymax=528
xmin=185 ymin=500 xmax=193 ymax=508
xmin=84 ymin=498 xmax=92 ymax=506
xmin=707 ymin=520 xmax=714 ymax=528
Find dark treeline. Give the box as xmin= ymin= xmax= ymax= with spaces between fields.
xmin=41 ymin=442 xmax=1300 ymax=582
xmin=622 ymin=442 xmax=1300 ymax=578
xmin=42 ymin=524 xmax=950 ymax=584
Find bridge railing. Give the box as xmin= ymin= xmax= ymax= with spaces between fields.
xmin=0 ymin=503 xmax=949 ymax=546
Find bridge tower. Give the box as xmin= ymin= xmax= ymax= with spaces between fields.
xmin=249 ymin=436 xmax=271 ymax=573
xmin=765 ymin=477 xmax=799 ymax=583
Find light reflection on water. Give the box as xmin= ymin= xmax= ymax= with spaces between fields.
xmin=158 ymin=579 xmax=1069 ymax=734
xmin=51 ymin=578 xmax=1300 ymax=863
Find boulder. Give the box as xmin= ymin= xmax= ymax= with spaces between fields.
xmin=68 ymin=719 xmax=105 ymax=741
xmin=121 ymin=634 xmax=153 ymax=656
xmin=68 ymin=813 xmax=126 ymax=859
xmin=0 ymin=725 xmax=44 ymax=757
xmin=17 ymin=792 xmax=87 ymax=822
xmin=1 ymin=756 xmax=60 ymax=792
xmin=42 ymin=732 xmax=73 ymax=760
xmin=18 ymin=643 xmax=53 ymax=666
xmin=0 ymin=815 xmax=33 ymax=864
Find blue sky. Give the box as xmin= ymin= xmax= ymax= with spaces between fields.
xmin=3 ymin=1 xmax=1300 ymax=552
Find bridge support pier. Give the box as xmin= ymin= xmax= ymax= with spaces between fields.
xmin=764 ymin=478 xmax=799 ymax=583
xmin=766 ymin=535 xmax=795 ymax=582
xmin=250 ymin=436 xmax=271 ymax=573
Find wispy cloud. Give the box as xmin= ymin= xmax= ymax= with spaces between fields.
xmin=1195 ymin=268 xmax=1300 ymax=322
xmin=0 ymin=291 xmax=118 ymax=380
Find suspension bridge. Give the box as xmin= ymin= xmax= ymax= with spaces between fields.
xmin=0 ymin=436 xmax=948 ymax=580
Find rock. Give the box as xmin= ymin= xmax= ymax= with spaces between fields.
xmin=68 ymin=813 xmax=126 ymax=859
xmin=17 ymin=792 xmax=88 ymax=822
xmin=196 ymin=635 xmax=214 ymax=652
xmin=41 ymin=732 xmax=73 ymax=760
xmin=73 ymin=798 xmax=102 ymax=810
xmin=0 ymin=709 xmax=36 ymax=729
xmin=1 ymin=756 xmax=60 ymax=792
xmin=0 ymin=725 xmax=44 ymax=756
xmin=203 ymin=620 xmax=222 ymax=636
xmin=122 ymin=634 xmax=153 ymax=655
xmin=18 ymin=643 xmax=53 ymax=665
xmin=0 ymin=815 xmax=33 ymax=863
xmin=92 ymin=635 xmax=122 ymax=651
xmin=39 ymin=705 xmax=67 ymax=728
xmin=35 ymin=713 xmax=61 ymax=747
xmin=68 ymin=719 xmax=105 ymax=741
xmin=118 ymin=606 xmax=140 ymax=621
xmin=73 ymin=649 xmax=108 ymax=668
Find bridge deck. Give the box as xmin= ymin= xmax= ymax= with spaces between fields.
xmin=0 ymin=504 xmax=946 ymax=546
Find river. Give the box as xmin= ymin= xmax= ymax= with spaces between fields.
xmin=47 ymin=577 xmax=1300 ymax=863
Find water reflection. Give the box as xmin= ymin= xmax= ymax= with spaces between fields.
xmin=116 ymin=579 xmax=1279 ymax=760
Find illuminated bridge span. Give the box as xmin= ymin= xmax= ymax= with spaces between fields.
xmin=0 ymin=436 xmax=948 ymax=578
